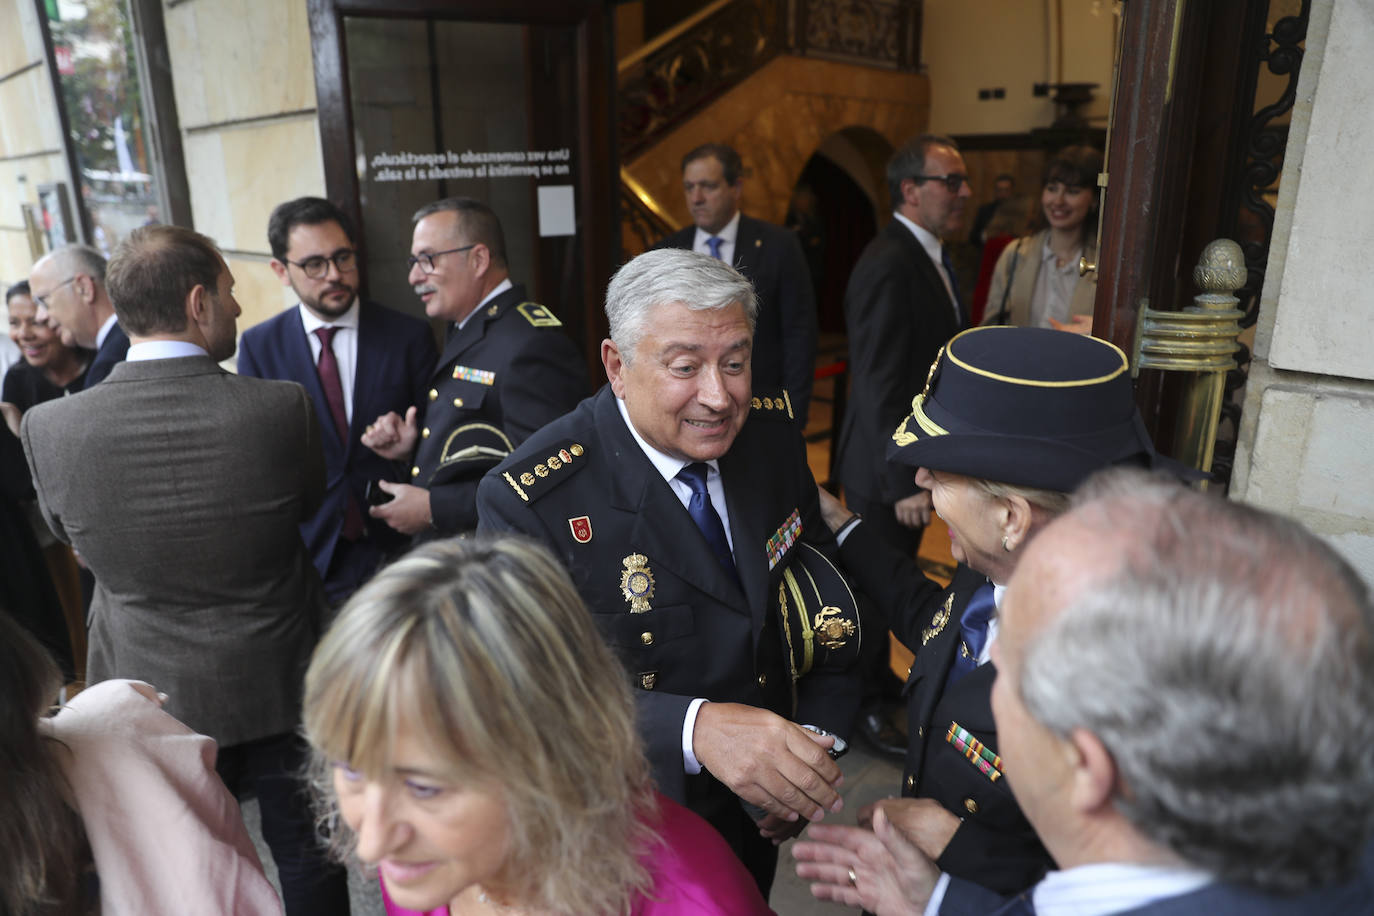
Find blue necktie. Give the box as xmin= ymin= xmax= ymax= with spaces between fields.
xmin=706 ymin=236 xmax=724 ymax=259
xmin=676 ymin=462 xmax=739 ymax=582
xmin=945 ymin=583 xmax=996 ymax=689
xmin=940 ymin=245 xmax=964 ymax=324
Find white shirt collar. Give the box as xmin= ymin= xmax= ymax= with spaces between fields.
xmin=693 ymin=209 xmax=741 ymax=250
xmin=1032 ymin=862 xmax=1214 ymax=916
xmin=126 ymin=340 xmax=209 ymax=361
xmin=298 ymin=298 xmax=360 ymax=334
xmin=892 ymin=210 xmax=945 ymax=267
xmin=614 ymin=395 xmax=720 ymax=485
xmin=96 ymin=312 xmax=119 ymax=350
xmin=456 ymin=277 xmax=514 ymax=331
xmin=1040 ymin=235 xmax=1083 ymax=273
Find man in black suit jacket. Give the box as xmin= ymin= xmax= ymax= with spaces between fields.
xmin=363 ymin=197 xmax=587 ymax=536
xmin=835 ymin=134 xmax=971 ymax=558
xmin=477 ymin=248 xmax=859 ymax=895
xmin=29 ymin=244 xmax=129 ymax=385
xmin=796 ymin=471 xmax=1374 ymax=916
xmin=239 ymin=197 xmax=437 ymax=604
xmin=655 ymin=143 xmax=817 ymax=425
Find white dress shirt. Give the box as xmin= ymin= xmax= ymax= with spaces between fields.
xmin=615 ymin=396 xmax=735 ymax=774
xmin=1029 ymin=236 xmax=1085 ymax=329
xmin=693 ymin=210 xmax=741 ymax=264
xmin=126 ymin=340 xmax=209 ymax=361
xmin=925 ymin=862 xmax=1213 ymax=916
xmin=892 ymin=210 xmax=961 ymax=323
xmin=95 ymin=312 xmax=119 ymax=351
xmin=298 ymin=299 xmax=360 ymax=424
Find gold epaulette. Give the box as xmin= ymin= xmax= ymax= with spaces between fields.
xmin=750 ymin=389 xmax=795 ymax=420
xmin=500 ymin=441 xmax=587 ymax=503
xmin=515 ymin=302 xmax=562 ymax=327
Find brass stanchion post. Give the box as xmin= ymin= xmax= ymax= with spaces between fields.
xmin=1132 ymin=239 xmax=1246 ymax=483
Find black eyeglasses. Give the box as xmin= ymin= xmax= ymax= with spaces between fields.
xmin=407 ymin=244 xmax=476 ymax=274
xmin=914 ymin=173 xmax=971 ymax=193
xmin=33 ymin=276 xmax=78 ymax=309
xmin=285 ymin=249 xmax=357 ymax=280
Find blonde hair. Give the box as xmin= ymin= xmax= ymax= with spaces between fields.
xmin=972 ymin=477 xmax=1071 ymax=516
xmin=303 ymin=537 xmax=656 ymax=915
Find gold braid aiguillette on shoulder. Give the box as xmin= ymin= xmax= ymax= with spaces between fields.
xmin=922 ymin=593 xmax=955 ymax=645
xmin=620 ymin=554 xmax=655 ymax=613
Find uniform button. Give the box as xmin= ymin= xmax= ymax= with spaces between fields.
xmin=453 ymin=397 xmax=464 ymax=407
xmin=757 ymin=673 xmax=768 ymax=688
xmin=421 ymin=427 xmax=430 ymax=439
xmin=905 ymin=774 xmax=915 ymax=791
xmin=917 ymin=726 xmax=924 ymax=738
xmin=410 ymin=466 xmax=420 ymax=478
xmin=640 ymin=631 xmax=654 ymax=646
xmin=428 ymin=388 xmax=437 ymax=401
xmin=963 ymin=797 xmax=980 ymax=814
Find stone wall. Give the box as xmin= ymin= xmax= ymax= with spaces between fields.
xmin=1231 ymin=0 xmax=1374 ymax=583
xmin=163 ymin=0 xmax=325 ymax=334
xmin=623 ymin=55 xmax=930 ymax=230
xmin=0 ymin=0 xmax=71 ymax=286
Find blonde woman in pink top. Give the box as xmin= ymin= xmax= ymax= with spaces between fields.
xmin=303 ymin=537 xmax=774 ymax=916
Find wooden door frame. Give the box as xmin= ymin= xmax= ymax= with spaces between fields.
xmin=1093 ymin=0 xmax=1285 ymax=458
xmin=307 ymin=0 xmax=617 ymax=368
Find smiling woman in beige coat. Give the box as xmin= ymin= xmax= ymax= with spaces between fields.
xmin=983 ymin=146 xmax=1103 ymax=333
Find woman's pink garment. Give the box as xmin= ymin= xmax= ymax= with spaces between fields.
xmin=40 ymin=679 xmax=283 ymax=915
xmin=381 ymin=792 xmax=773 ymax=915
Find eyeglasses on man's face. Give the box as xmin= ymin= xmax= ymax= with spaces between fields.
xmin=33 ymin=276 xmax=79 ymax=309
xmin=914 ymin=173 xmax=971 ymax=194
xmin=406 ymin=244 xmax=476 ymax=275
xmin=285 ymin=249 xmax=357 ymax=280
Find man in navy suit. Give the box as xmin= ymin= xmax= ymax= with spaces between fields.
xmin=655 ymin=143 xmax=817 ymax=425
xmin=238 ymin=197 xmax=436 ymax=604
xmin=29 ymin=244 xmax=129 ymax=385
xmin=795 ymin=469 xmax=1374 ymax=915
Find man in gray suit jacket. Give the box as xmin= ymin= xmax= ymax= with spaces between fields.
xmin=21 ymin=225 xmax=349 ymax=915
xmin=795 ymin=470 xmax=1374 ymax=915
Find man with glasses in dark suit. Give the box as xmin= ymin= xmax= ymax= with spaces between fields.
xmin=833 ymin=134 xmax=973 ymax=758
xmin=361 ymin=196 xmax=587 ymax=537
xmin=239 ymin=197 xmax=436 ymax=605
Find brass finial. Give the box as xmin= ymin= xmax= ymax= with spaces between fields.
xmin=1192 ymin=239 xmax=1248 ymax=299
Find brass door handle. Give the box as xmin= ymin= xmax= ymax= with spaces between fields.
xmin=1079 ymin=255 xmax=1097 ymax=277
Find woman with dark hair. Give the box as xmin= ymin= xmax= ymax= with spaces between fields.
xmin=982 ymin=146 xmax=1104 ymax=332
xmin=3 ymin=281 xmax=90 ymax=411
xmin=0 ymin=610 xmax=281 ymax=915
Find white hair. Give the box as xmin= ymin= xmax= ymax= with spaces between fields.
xmin=1018 ymin=469 xmax=1374 ymax=893
xmin=604 ymin=248 xmax=758 ymax=362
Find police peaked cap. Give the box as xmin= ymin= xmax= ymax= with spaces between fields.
xmin=888 ymin=326 xmax=1201 ymax=493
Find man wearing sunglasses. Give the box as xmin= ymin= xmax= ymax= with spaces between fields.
xmin=361 ymin=196 xmax=587 ymax=538
xmin=833 ymin=134 xmax=972 ymax=759
xmin=239 ymin=197 xmax=437 ymax=605
xmin=28 ymin=244 xmax=129 ymax=385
